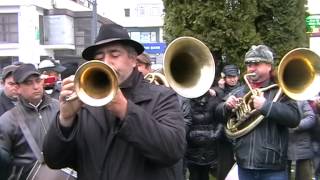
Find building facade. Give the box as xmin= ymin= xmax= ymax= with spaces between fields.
xmin=0 ymin=0 xmax=111 ymax=70
xmin=99 ymin=0 xmax=166 ymax=65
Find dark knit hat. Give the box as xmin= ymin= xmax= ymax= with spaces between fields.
xmin=82 ymin=23 xmax=144 ymax=60
xmin=244 ymin=45 xmax=274 ymax=64
xmin=221 ymin=64 xmax=240 ymax=77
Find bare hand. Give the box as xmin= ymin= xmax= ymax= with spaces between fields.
xmin=208 ymin=89 xmax=216 ymax=96
xmin=59 ymin=75 xmax=82 ymax=127
xmin=106 ymin=89 xmax=128 ymax=120
xmin=218 ymin=78 xmax=225 ymax=89
xmin=252 ymin=92 xmax=266 ymax=110
xmin=225 ymin=95 xmax=239 ymax=109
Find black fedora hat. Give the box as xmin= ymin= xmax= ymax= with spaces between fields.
xmin=82 ymin=23 xmax=144 ymax=60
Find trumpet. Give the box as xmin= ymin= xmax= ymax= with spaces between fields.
xmin=65 ymin=60 xmax=118 ymax=107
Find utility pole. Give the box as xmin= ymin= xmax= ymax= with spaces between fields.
xmin=90 ymin=0 xmax=97 ymax=44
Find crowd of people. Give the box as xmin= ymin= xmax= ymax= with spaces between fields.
xmin=0 ymin=22 xmax=320 ymax=180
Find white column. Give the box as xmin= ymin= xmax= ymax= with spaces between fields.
xmin=18 ymin=5 xmax=40 ymax=65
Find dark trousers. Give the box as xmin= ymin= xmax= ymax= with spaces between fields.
xmin=188 ymin=163 xmax=211 ymax=180
xmin=288 ymin=159 xmax=313 ymax=180
xmin=217 ymin=139 xmax=235 ymax=180
xmin=238 ymin=166 xmax=288 ymax=180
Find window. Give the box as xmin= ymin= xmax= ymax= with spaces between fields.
xmin=137 ymin=6 xmax=145 ymax=17
xmin=0 ymin=13 xmax=18 ymax=43
xmin=129 ymin=31 xmax=157 ymax=43
xmin=124 ymin=8 xmax=130 ymax=17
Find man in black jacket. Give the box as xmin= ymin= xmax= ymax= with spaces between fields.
xmin=215 ymin=64 xmax=241 ymax=180
xmin=0 ymin=65 xmax=19 ymax=116
xmin=0 ymin=64 xmax=59 ymax=179
xmin=216 ymin=45 xmax=300 ymax=180
xmin=43 ymin=23 xmax=186 ymax=180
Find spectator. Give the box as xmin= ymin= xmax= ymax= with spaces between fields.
xmin=185 ymin=90 xmax=222 ymax=180
xmin=214 ymin=64 xmax=241 ymax=180
xmin=136 ymin=53 xmax=152 ymax=76
xmin=0 ymin=64 xmax=59 ymax=179
xmin=38 ymin=59 xmax=66 ymax=99
xmin=0 ymin=65 xmax=19 ymax=116
xmin=287 ymin=100 xmax=316 ymax=180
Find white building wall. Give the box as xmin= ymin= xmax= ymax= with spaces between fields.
xmin=0 ymin=0 xmax=92 ymax=65
xmin=98 ymin=0 xmax=164 ymax=27
xmin=18 ymin=5 xmax=41 ymax=64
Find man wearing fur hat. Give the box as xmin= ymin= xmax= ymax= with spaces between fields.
xmin=216 ymin=45 xmax=300 ymax=180
xmin=43 ymin=23 xmax=185 ymax=180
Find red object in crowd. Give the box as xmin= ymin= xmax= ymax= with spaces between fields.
xmin=43 ymin=76 xmax=57 ymax=89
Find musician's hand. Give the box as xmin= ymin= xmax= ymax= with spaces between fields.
xmin=208 ymin=89 xmax=216 ymax=96
xmin=218 ymin=78 xmax=225 ymax=89
xmin=225 ymin=95 xmax=239 ymax=109
xmin=106 ymin=89 xmax=128 ymax=120
xmin=59 ymin=75 xmax=82 ymax=127
xmin=252 ymin=92 xmax=266 ymax=110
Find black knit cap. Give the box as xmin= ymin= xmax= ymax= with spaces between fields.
xmin=222 ymin=64 xmax=240 ymax=77
xmin=82 ymin=23 xmax=144 ymax=60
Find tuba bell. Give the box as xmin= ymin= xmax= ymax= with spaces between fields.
xmin=163 ymin=37 xmax=215 ymax=98
xmin=144 ymin=72 xmax=170 ymax=87
xmin=66 ymin=60 xmax=118 ymax=107
xmin=225 ymin=48 xmax=320 ymax=139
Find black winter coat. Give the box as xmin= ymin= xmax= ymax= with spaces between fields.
xmin=0 ymin=91 xmax=16 ymax=116
xmin=185 ymin=92 xmax=222 ymax=166
xmin=43 ymin=70 xmax=186 ymax=180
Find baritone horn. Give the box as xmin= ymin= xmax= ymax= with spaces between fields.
xmin=163 ymin=37 xmax=215 ymax=98
xmin=65 ymin=60 xmax=118 ymax=107
xmin=225 ymin=48 xmax=320 ymax=139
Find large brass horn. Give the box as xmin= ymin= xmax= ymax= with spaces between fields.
xmin=66 ymin=60 xmax=118 ymax=107
xmin=278 ymin=48 xmax=320 ymax=100
xmin=163 ymin=37 xmax=215 ymax=98
xmin=225 ymin=48 xmax=320 ymax=139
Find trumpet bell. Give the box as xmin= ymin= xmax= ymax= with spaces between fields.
xmin=163 ymin=37 xmax=215 ymax=98
xmin=278 ymin=48 xmax=320 ymax=100
xmin=74 ymin=60 xmax=118 ymax=107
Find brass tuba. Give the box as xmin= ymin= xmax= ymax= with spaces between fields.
xmin=163 ymin=37 xmax=215 ymax=98
xmin=144 ymin=72 xmax=170 ymax=87
xmin=65 ymin=60 xmax=118 ymax=107
xmin=225 ymin=48 xmax=320 ymax=139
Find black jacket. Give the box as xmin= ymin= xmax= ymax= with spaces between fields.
xmin=216 ymin=81 xmax=300 ymax=170
xmin=0 ymin=91 xmax=16 ymax=116
xmin=0 ymin=95 xmax=59 ymax=179
xmin=43 ymin=69 xmax=186 ymax=180
xmin=186 ymin=92 xmax=222 ymax=166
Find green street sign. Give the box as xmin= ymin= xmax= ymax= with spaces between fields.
xmin=306 ymin=15 xmax=320 ymax=34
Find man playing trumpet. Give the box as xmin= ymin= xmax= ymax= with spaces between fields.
xmin=216 ymin=45 xmax=300 ymax=180
xmin=42 ymin=23 xmax=186 ymax=180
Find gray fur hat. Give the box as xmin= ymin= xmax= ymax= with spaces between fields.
xmin=244 ymin=45 xmax=274 ymax=64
